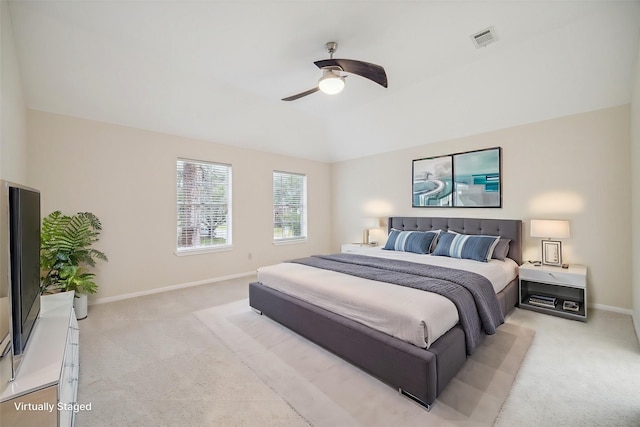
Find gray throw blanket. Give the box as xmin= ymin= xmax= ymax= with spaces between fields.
xmin=290 ymin=253 xmax=504 ymax=355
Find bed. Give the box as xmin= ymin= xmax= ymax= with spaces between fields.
xmin=249 ymin=216 xmax=522 ymax=409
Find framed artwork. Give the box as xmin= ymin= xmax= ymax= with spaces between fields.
xmin=413 ymin=147 xmax=502 ymax=208
xmin=542 ymin=240 xmax=562 ymax=266
xmin=412 ymin=154 xmax=453 ymax=207
xmin=453 ymin=147 xmax=502 ymax=208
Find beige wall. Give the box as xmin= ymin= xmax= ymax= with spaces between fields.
xmin=631 ymin=44 xmax=640 ymax=338
xmin=27 ymin=110 xmax=332 ymax=301
xmin=332 ymin=106 xmax=631 ymax=311
xmin=0 ymin=0 xmax=28 ymax=183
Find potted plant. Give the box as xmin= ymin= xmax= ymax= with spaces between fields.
xmin=40 ymin=211 xmax=108 ymax=319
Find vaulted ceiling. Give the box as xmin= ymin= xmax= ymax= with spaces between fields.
xmin=8 ymin=1 xmax=640 ymax=162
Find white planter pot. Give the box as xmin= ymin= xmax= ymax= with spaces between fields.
xmin=73 ymin=292 xmax=88 ymax=320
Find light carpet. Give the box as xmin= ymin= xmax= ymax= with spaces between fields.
xmin=196 ymin=300 xmax=535 ymax=427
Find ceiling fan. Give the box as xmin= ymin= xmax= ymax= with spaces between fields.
xmin=282 ymin=42 xmax=388 ymax=101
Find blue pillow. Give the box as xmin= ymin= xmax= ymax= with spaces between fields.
xmin=383 ymin=230 xmax=438 ymax=254
xmin=432 ymin=232 xmax=500 ymax=262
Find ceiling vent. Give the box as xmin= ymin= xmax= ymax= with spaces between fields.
xmin=471 ymin=26 xmax=497 ymax=48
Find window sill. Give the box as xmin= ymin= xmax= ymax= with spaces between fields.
xmin=273 ymin=238 xmax=308 ymax=246
xmin=175 ymin=245 xmax=233 ymax=256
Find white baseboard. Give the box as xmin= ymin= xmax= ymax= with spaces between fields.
xmin=589 ymin=303 xmax=633 ymax=316
xmin=633 ymin=313 xmax=640 ymax=345
xmin=91 ymin=271 xmax=256 ymax=305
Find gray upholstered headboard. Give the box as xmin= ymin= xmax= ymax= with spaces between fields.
xmin=388 ymin=217 xmax=523 ymax=265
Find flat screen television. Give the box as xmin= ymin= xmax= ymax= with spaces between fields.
xmin=8 ymin=184 xmax=41 ymax=355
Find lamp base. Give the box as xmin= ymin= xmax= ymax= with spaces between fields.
xmin=362 ymin=229 xmax=370 ymax=245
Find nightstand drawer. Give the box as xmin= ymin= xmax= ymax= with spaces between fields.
xmin=341 ymin=243 xmax=378 ymax=253
xmin=519 ymin=266 xmax=586 ymax=288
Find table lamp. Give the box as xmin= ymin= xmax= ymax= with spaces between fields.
xmin=362 ymin=217 xmax=379 ymax=245
xmin=530 ymin=219 xmax=570 ymax=266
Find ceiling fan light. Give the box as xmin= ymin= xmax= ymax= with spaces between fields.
xmin=318 ymin=71 xmax=345 ymax=95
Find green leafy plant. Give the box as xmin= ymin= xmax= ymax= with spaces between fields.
xmin=40 ymin=211 xmax=108 ymax=295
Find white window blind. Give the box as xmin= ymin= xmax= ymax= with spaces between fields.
xmin=273 ymin=171 xmax=307 ymax=241
xmin=177 ymin=159 xmax=232 ymax=251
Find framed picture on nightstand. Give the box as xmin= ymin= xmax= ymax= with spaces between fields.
xmin=542 ymin=240 xmax=562 ymax=266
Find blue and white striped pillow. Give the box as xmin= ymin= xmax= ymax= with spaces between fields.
xmin=432 ymin=232 xmax=500 ymax=262
xmin=383 ymin=229 xmax=439 ymax=254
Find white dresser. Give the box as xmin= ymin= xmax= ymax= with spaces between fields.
xmin=0 ymin=291 xmax=80 ymax=426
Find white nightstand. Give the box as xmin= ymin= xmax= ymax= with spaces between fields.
xmin=341 ymin=243 xmax=378 ymax=253
xmin=519 ymin=262 xmax=587 ymax=321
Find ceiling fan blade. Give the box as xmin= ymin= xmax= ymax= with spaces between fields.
xmin=314 ymin=59 xmax=388 ymax=88
xmin=281 ymin=87 xmax=320 ymax=101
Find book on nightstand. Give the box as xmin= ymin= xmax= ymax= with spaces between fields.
xmin=528 ymin=295 xmax=557 ymax=308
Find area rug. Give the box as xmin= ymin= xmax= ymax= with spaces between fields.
xmin=195 ymin=299 xmax=535 ymax=427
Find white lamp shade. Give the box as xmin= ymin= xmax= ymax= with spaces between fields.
xmin=318 ymin=71 xmax=345 ymax=94
xmin=530 ymin=219 xmax=570 ymax=239
xmin=362 ymin=217 xmax=379 ymax=229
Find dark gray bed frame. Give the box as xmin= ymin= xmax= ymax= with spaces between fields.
xmin=249 ymin=217 xmax=522 ymax=410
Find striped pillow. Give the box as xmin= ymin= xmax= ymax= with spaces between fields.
xmin=432 ymin=232 xmax=500 ymax=262
xmin=383 ymin=229 xmax=438 ymax=254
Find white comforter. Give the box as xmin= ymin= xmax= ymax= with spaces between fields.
xmin=257 ymin=248 xmax=518 ymax=349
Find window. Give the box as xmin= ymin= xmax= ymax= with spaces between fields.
xmin=273 ymin=171 xmax=307 ymax=241
xmin=177 ymin=159 xmax=232 ymax=252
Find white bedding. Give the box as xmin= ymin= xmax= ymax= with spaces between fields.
xmin=256 ymin=249 xmax=518 ymax=349
xmin=342 ymin=246 xmax=518 ymax=293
